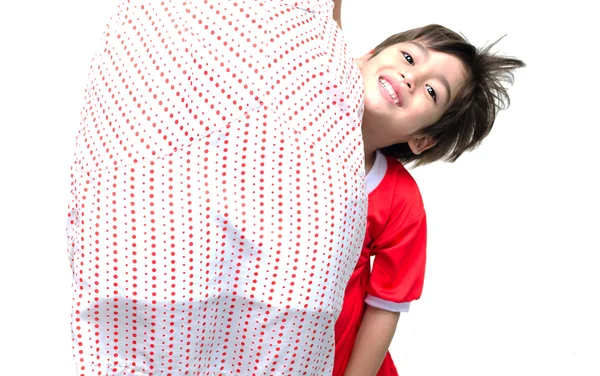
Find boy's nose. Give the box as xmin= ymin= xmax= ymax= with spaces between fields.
xmin=400 ymin=72 xmax=415 ymax=91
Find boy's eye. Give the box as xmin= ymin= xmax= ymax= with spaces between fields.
xmin=426 ymin=85 xmax=437 ymax=102
xmin=402 ymin=52 xmax=414 ymax=65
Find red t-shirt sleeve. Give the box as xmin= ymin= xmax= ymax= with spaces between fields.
xmin=366 ymin=159 xmax=427 ymax=312
xmin=366 ymin=211 xmax=426 ymax=312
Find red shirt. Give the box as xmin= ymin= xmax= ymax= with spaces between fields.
xmin=333 ymin=151 xmax=427 ymax=376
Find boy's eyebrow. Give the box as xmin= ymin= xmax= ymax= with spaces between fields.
xmin=439 ymin=76 xmax=452 ymax=106
xmin=408 ymin=41 xmax=429 ymax=59
xmin=410 ymin=41 xmax=452 ymax=105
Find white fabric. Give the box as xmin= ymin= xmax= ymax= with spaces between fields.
xmin=66 ymin=1 xmax=366 ymax=375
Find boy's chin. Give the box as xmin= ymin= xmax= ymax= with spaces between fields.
xmin=364 ymin=94 xmax=398 ymax=111
xmin=362 ymin=107 xmax=396 ymax=125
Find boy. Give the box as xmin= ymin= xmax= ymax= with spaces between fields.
xmin=334 ymin=24 xmax=525 ymax=376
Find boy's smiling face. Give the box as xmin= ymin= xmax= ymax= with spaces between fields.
xmin=356 ymin=41 xmax=467 ymax=154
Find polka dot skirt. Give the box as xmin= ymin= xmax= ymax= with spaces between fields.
xmin=66 ymin=1 xmax=366 ymax=375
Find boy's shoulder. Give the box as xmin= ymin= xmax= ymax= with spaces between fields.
xmin=369 ymin=152 xmax=423 ymax=203
xmin=367 ymin=151 xmax=424 ymax=223
xmin=367 ymin=151 xmax=425 ymax=238
xmin=387 ymin=156 xmax=420 ymax=188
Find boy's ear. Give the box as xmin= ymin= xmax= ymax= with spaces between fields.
xmin=354 ymin=49 xmax=375 ymax=68
xmin=408 ymin=135 xmax=436 ymax=155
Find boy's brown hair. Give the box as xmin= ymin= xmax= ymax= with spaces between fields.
xmin=373 ymin=24 xmax=525 ymax=166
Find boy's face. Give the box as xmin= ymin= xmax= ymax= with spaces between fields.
xmin=356 ymin=41 xmax=467 ymax=154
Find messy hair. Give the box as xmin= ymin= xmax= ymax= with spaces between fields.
xmin=373 ymin=24 xmax=525 ymax=166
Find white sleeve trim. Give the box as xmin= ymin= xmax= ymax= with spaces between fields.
xmin=365 ymin=294 xmax=411 ymax=312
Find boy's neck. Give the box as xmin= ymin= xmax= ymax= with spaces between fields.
xmin=363 ymin=129 xmax=378 ymax=175
xmin=364 ymin=150 xmax=376 ymax=175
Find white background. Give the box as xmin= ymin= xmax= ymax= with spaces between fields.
xmin=0 ymin=0 xmax=598 ymax=375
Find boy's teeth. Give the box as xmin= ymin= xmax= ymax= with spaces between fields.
xmin=379 ymin=78 xmax=399 ymax=104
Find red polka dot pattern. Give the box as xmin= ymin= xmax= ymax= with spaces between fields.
xmin=67 ymin=1 xmax=366 ymax=375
